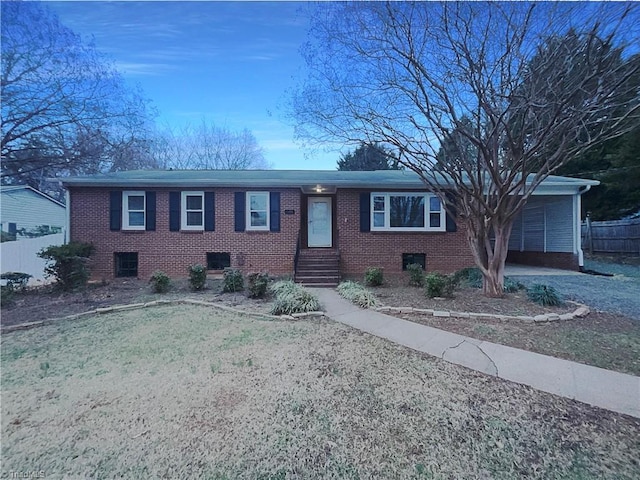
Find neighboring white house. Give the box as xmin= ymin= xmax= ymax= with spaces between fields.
xmin=1 ymin=185 xmax=67 ymax=282
xmin=1 ymin=185 xmax=66 ymax=237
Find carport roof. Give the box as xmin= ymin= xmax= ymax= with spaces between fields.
xmin=59 ymin=169 xmax=599 ymax=194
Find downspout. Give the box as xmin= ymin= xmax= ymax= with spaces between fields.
xmin=576 ymin=185 xmax=592 ymax=269
xmin=65 ymin=188 xmax=71 ymax=245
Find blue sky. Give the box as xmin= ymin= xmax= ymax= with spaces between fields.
xmin=46 ymin=1 xmax=339 ymax=170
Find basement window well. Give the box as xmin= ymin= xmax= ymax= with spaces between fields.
xmin=207 ymin=252 xmax=231 ymax=270
xmin=402 ymin=253 xmax=426 ymax=270
xmin=115 ymin=252 xmax=138 ymax=277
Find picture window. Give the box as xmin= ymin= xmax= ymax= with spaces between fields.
xmin=371 ymin=193 xmax=445 ymax=232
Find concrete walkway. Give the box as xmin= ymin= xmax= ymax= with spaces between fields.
xmin=313 ymin=289 xmax=640 ymax=419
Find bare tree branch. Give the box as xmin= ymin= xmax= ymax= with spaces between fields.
xmin=151 ymin=120 xmax=269 ymax=171
xmin=1 ymin=1 xmax=156 ymax=190
xmin=291 ymin=1 xmax=640 ymax=296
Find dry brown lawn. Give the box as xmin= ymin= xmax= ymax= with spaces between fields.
xmin=4 ymin=273 xmax=639 ymax=376
xmin=2 ymin=304 xmax=639 ymax=479
xmin=374 ymin=281 xmax=640 ymax=376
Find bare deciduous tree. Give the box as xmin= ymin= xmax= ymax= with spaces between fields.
xmin=1 ymin=1 xmax=155 ymax=189
xmin=292 ymin=2 xmax=640 ymax=296
xmin=152 ymin=120 xmax=269 ymax=170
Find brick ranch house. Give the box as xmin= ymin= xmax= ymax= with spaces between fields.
xmin=60 ymin=170 xmax=598 ymax=285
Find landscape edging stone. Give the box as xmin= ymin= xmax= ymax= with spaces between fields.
xmin=1 ymin=298 xmax=328 ymax=334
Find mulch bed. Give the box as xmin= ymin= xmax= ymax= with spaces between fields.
xmin=0 ymin=278 xmax=270 ymax=328
xmin=374 ymin=282 xmax=570 ymax=316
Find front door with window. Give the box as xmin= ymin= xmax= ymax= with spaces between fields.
xmin=307 ymin=197 xmax=332 ymax=247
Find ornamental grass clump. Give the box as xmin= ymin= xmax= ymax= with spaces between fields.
xmin=527 ymin=284 xmax=564 ymax=307
xmin=270 ymin=280 xmax=320 ymax=315
xmin=337 ymin=281 xmax=378 ymax=308
xmin=503 ymin=277 xmax=525 ymax=293
xmin=268 ymin=279 xmax=297 ymax=297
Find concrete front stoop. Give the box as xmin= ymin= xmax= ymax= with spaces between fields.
xmin=295 ymin=249 xmax=341 ymax=287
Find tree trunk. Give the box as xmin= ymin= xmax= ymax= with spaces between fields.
xmin=483 ymin=223 xmax=512 ymax=297
xmin=466 ymin=219 xmax=514 ymax=298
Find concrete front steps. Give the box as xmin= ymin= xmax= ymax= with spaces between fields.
xmin=295 ymin=249 xmax=340 ymax=287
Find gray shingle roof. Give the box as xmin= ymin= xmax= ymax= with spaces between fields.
xmin=1 ymin=184 xmax=66 ymax=207
xmin=59 ymin=169 xmax=599 ymax=192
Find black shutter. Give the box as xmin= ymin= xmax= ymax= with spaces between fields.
xmin=234 ymin=192 xmax=245 ymax=232
xmin=204 ymin=192 xmax=215 ymax=231
xmin=145 ymin=191 xmax=156 ymax=231
xmin=169 ymin=192 xmax=180 ymax=231
xmin=445 ymin=192 xmax=457 ymax=232
xmin=110 ymin=191 xmax=122 ymax=231
xmin=269 ymin=192 xmax=280 ymax=232
xmin=445 ymin=212 xmax=457 ymax=232
xmin=359 ymin=192 xmax=370 ymax=232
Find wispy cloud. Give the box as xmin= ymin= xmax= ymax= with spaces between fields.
xmin=114 ymin=61 xmax=176 ymax=76
xmin=44 ymin=1 xmax=334 ymax=168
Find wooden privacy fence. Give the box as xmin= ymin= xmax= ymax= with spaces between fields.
xmin=581 ymin=217 xmax=640 ymax=255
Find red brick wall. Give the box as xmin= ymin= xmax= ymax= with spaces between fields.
xmin=70 ymin=186 xmax=491 ymax=281
xmin=335 ymin=190 xmax=475 ymax=276
xmin=69 ymin=187 xmax=300 ymax=280
xmin=506 ymin=251 xmax=579 ymax=271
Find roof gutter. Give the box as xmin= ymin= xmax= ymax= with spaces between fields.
xmin=578 ymin=184 xmax=592 ymax=195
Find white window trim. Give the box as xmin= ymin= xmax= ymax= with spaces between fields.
xmin=370 ymin=192 xmax=446 ymax=232
xmin=181 ymin=191 xmax=205 ymax=231
xmin=246 ymin=191 xmax=270 ymax=231
xmin=122 ymin=191 xmax=145 ymax=231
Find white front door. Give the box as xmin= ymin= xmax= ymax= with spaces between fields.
xmin=307 ymin=197 xmax=332 ymax=247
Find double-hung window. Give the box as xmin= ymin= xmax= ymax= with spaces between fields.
xmin=122 ymin=191 xmax=145 ymax=230
xmin=181 ymin=191 xmax=204 ymax=230
xmin=246 ymin=192 xmax=269 ymax=231
xmin=371 ymin=193 xmax=445 ymax=232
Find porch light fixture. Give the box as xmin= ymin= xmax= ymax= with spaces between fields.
xmin=300 ymin=184 xmax=337 ymax=194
